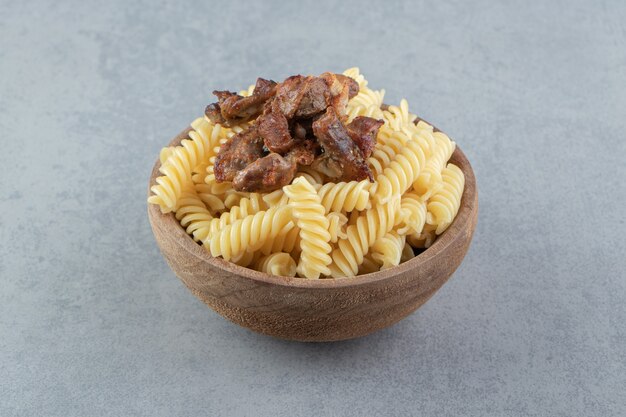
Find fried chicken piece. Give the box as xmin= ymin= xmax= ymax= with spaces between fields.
xmin=205 ymin=78 xmax=277 ymax=126
xmin=257 ymin=109 xmax=294 ymax=154
xmin=214 ymin=126 xmax=265 ymax=182
xmin=346 ymin=116 xmax=384 ymax=159
xmin=312 ymin=107 xmax=373 ymax=182
xmin=232 ymin=153 xmax=297 ymax=192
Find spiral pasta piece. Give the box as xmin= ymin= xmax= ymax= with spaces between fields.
xmin=231 ymin=250 xmax=259 ymax=267
xmin=255 ymin=253 xmax=297 ymax=277
xmin=426 ymin=163 xmax=465 ymax=235
xmin=204 ymin=193 xmax=267 ymax=237
xmin=262 ymin=189 xmax=289 ymax=207
xmin=206 ymin=205 xmax=293 ymax=260
xmin=408 ymin=223 xmax=437 ymax=249
xmin=174 ymin=191 xmax=214 ymax=242
xmin=383 ymin=99 xmax=417 ymax=131
xmin=367 ymin=126 xmax=411 ymax=176
xmin=397 ymin=193 xmax=427 ymax=235
xmin=401 ymin=242 xmax=416 ymax=263
xmin=374 ymin=139 xmax=427 ymax=204
xmin=261 ymin=224 xmax=301 ymax=256
xmin=344 ymin=67 xmax=385 ymax=122
xmin=194 ymin=183 xmax=226 ymax=213
xmin=315 ymin=180 xmax=371 ymax=213
xmin=347 ymin=103 xmax=385 ymax=122
xmin=371 ymin=231 xmax=405 ymax=270
xmin=149 ymin=118 xmax=228 ymax=213
xmin=329 ymin=196 xmax=400 ymax=277
xmin=224 ymin=190 xmax=254 ymax=209
xmin=284 ymin=177 xmax=332 ymax=279
xmin=191 ymin=162 xmax=209 ymax=185
xmin=413 ymin=131 xmax=456 ymax=198
xmin=328 ymin=212 xmax=348 ymax=243
xmin=159 ymin=146 xmax=176 ymax=164
xmin=358 ymin=253 xmax=381 ymax=275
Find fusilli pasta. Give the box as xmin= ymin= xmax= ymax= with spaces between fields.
xmin=284 ymin=177 xmax=332 ymax=279
xmin=148 ymin=68 xmax=465 ymax=278
xmin=206 ymin=206 xmax=293 ymax=261
xmin=255 ymin=253 xmax=297 ymax=277
xmin=426 ymin=163 xmax=465 ymax=235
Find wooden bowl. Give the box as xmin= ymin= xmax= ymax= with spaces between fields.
xmin=147 ymin=120 xmax=478 ymax=342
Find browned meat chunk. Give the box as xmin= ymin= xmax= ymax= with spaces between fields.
xmin=346 ymin=116 xmax=383 ymax=159
xmin=312 ymin=107 xmax=373 ymax=182
xmin=311 ymin=155 xmax=343 ymax=179
xmin=232 ymin=153 xmax=297 ymax=192
xmin=320 ymin=73 xmax=359 ymax=98
xmin=214 ymin=126 xmax=265 ymax=182
xmin=206 ymin=78 xmax=277 ymax=126
xmin=335 ymin=74 xmax=359 ymax=98
xmin=320 ymin=72 xmax=359 ymax=116
xmin=271 ymin=75 xmax=308 ymax=118
xmin=293 ymin=119 xmax=314 ymax=140
xmin=257 ymin=110 xmax=294 ymax=153
xmin=204 ymin=103 xmax=226 ymax=125
xmin=210 ymin=72 xmax=373 ymax=191
xmin=295 ymin=77 xmax=330 ymax=118
xmin=286 ymin=139 xmax=319 ymax=166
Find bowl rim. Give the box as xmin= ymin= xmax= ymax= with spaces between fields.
xmin=147 ymin=117 xmax=477 ymax=289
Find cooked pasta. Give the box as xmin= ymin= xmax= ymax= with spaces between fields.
xmin=204 ymin=193 xmax=268 ymax=237
xmin=149 ymin=117 xmax=228 ymax=213
xmin=174 ymin=190 xmax=214 ymax=242
xmin=231 ymin=250 xmax=259 ymax=267
xmin=255 ymin=253 xmax=297 ymax=277
xmin=426 ymin=163 xmax=465 ymax=235
xmin=315 ymin=180 xmax=371 ymax=213
xmin=401 ymin=242 xmax=416 ymax=263
xmin=206 ymin=206 xmax=293 ymax=261
xmin=358 ymin=253 xmax=382 ymax=275
xmin=329 ymin=196 xmax=400 ymax=278
xmin=262 ymin=189 xmax=289 ymax=207
xmin=413 ymin=131 xmax=456 ymax=198
xmin=408 ymin=223 xmax=437 ymax=249
xmin=373 ymin=139 xmax=427 ymax=204
xmin=159 ymin=146 xmax=176 ymax=164
xmin=148 ymin=68 xmax=465 ymax=278
xmin=261 ymin=224 xmax=300 ymax=256
xmin=327 ymin=212 xmax=348 ymax=243
xmin=397 ymin=192 xmax=427 ymax=235
xmin=383 ymin=99 xmax=416 ymax=131
xmin=370 ymin=231 xmax=405 ymax=270
xmin=194 ymin=183 xmax=226 ymax=213
xmin=284 ymin=177 xmax=332 ymax=279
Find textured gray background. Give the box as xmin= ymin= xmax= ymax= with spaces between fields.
xmin=1 ymin=0 xmax=625 ymax=416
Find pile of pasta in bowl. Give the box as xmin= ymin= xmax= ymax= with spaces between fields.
xmin=148 ymin=68 xmax=465 ymax=279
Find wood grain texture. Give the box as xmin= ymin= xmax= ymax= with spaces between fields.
xmin=147 ymin=118 xmax=478 ymax=342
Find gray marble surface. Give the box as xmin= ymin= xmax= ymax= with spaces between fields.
xmin=2 ymin=1 xmax=625 ymax=416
